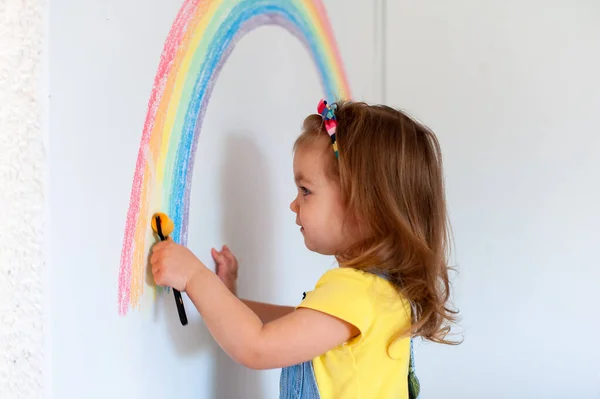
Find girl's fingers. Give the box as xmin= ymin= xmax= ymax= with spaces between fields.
xmin=223 ymin=246 xmax=235 ymax=262
xmin=212 ymin=245 xmax=236 ymax=268
xmin=213 ymin=248 xmax=232 ymax=267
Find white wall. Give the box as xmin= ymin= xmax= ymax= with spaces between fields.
xmin=385 ymin=1 xmax=600 ymax=397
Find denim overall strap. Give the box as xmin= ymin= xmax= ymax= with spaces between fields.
xmin=408 ymin=338 xmax=421 ymax=399
xmin=279 ymin=360 xmax=321 ymax=399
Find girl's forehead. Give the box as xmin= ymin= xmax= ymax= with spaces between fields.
xmin=293 ymin=148 xmax=335 ymax=186
xmin=293 ymin=150 xmax=317 ymax=177
xmin=294 ymin=147 xmax=325 ymax=170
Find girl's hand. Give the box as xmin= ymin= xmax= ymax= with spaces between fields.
xmin=211 ymin=245 xmax=238 ymax=295
xmin=151 ymin=238 xmax=206 ymax=292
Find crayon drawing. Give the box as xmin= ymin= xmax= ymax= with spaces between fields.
xmin=117 ymin=0 xmax=351 ymax=315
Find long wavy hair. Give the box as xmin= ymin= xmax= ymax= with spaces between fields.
xmin=294 ymin=100 xmax=460 ymax=345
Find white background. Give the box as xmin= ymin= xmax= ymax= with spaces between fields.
xmin=0 ymin=0 xmax=598 ymax=398
xmin=385 ymin=1 xmax=600 ymax=397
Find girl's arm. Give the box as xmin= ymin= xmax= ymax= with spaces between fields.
xmin=241 ymin=300 xmax=295 ymax=324
xmin=151 ymin=240 xmax=359 ymax=369
xmin=186 ymin=267 xmax=358 ymax=369
xmin=211 ymin=245 xmax=295 ymax=324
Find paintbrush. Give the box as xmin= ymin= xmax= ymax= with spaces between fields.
xmin=151 ymin=212 xmax=188 ymax=326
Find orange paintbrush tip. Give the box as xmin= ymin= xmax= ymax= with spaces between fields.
xmin=151 ymin=212 xmax=174 ymax=237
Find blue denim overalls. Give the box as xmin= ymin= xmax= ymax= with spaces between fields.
xmin=278 ymin=272 xmax=421 ymax=399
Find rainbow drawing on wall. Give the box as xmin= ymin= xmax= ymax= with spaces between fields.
xmin=117 ymin=0 xmax=351 ymax=315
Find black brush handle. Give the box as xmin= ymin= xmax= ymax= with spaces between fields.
xmin=156 ymin=215 xmax=188 ymax=326
xmin=172 ymin=290 xmax=188 ymax=325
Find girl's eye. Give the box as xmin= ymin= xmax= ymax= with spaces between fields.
xmin=300 ymin=186 xmax=311 ymax=196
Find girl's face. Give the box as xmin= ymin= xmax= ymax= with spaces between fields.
xmin=290 ymin=141 xmax=357 ymax=255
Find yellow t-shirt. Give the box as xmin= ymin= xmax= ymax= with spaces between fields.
xmin=297 ymin=267 xmax=412 ymax=399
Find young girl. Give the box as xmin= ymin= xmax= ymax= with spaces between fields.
xmin=150 ymin=99 xmax=459 ymax=399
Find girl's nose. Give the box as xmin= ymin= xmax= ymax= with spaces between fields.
xmin=290 ymin=198 xmax=298 ymax=213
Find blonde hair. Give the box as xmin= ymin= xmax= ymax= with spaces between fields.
xmin=294 ymin=100 xmax=459 ymax=345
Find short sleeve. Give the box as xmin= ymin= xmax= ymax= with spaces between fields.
xmin=297 ymin=267 xmax=374 ymax=337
